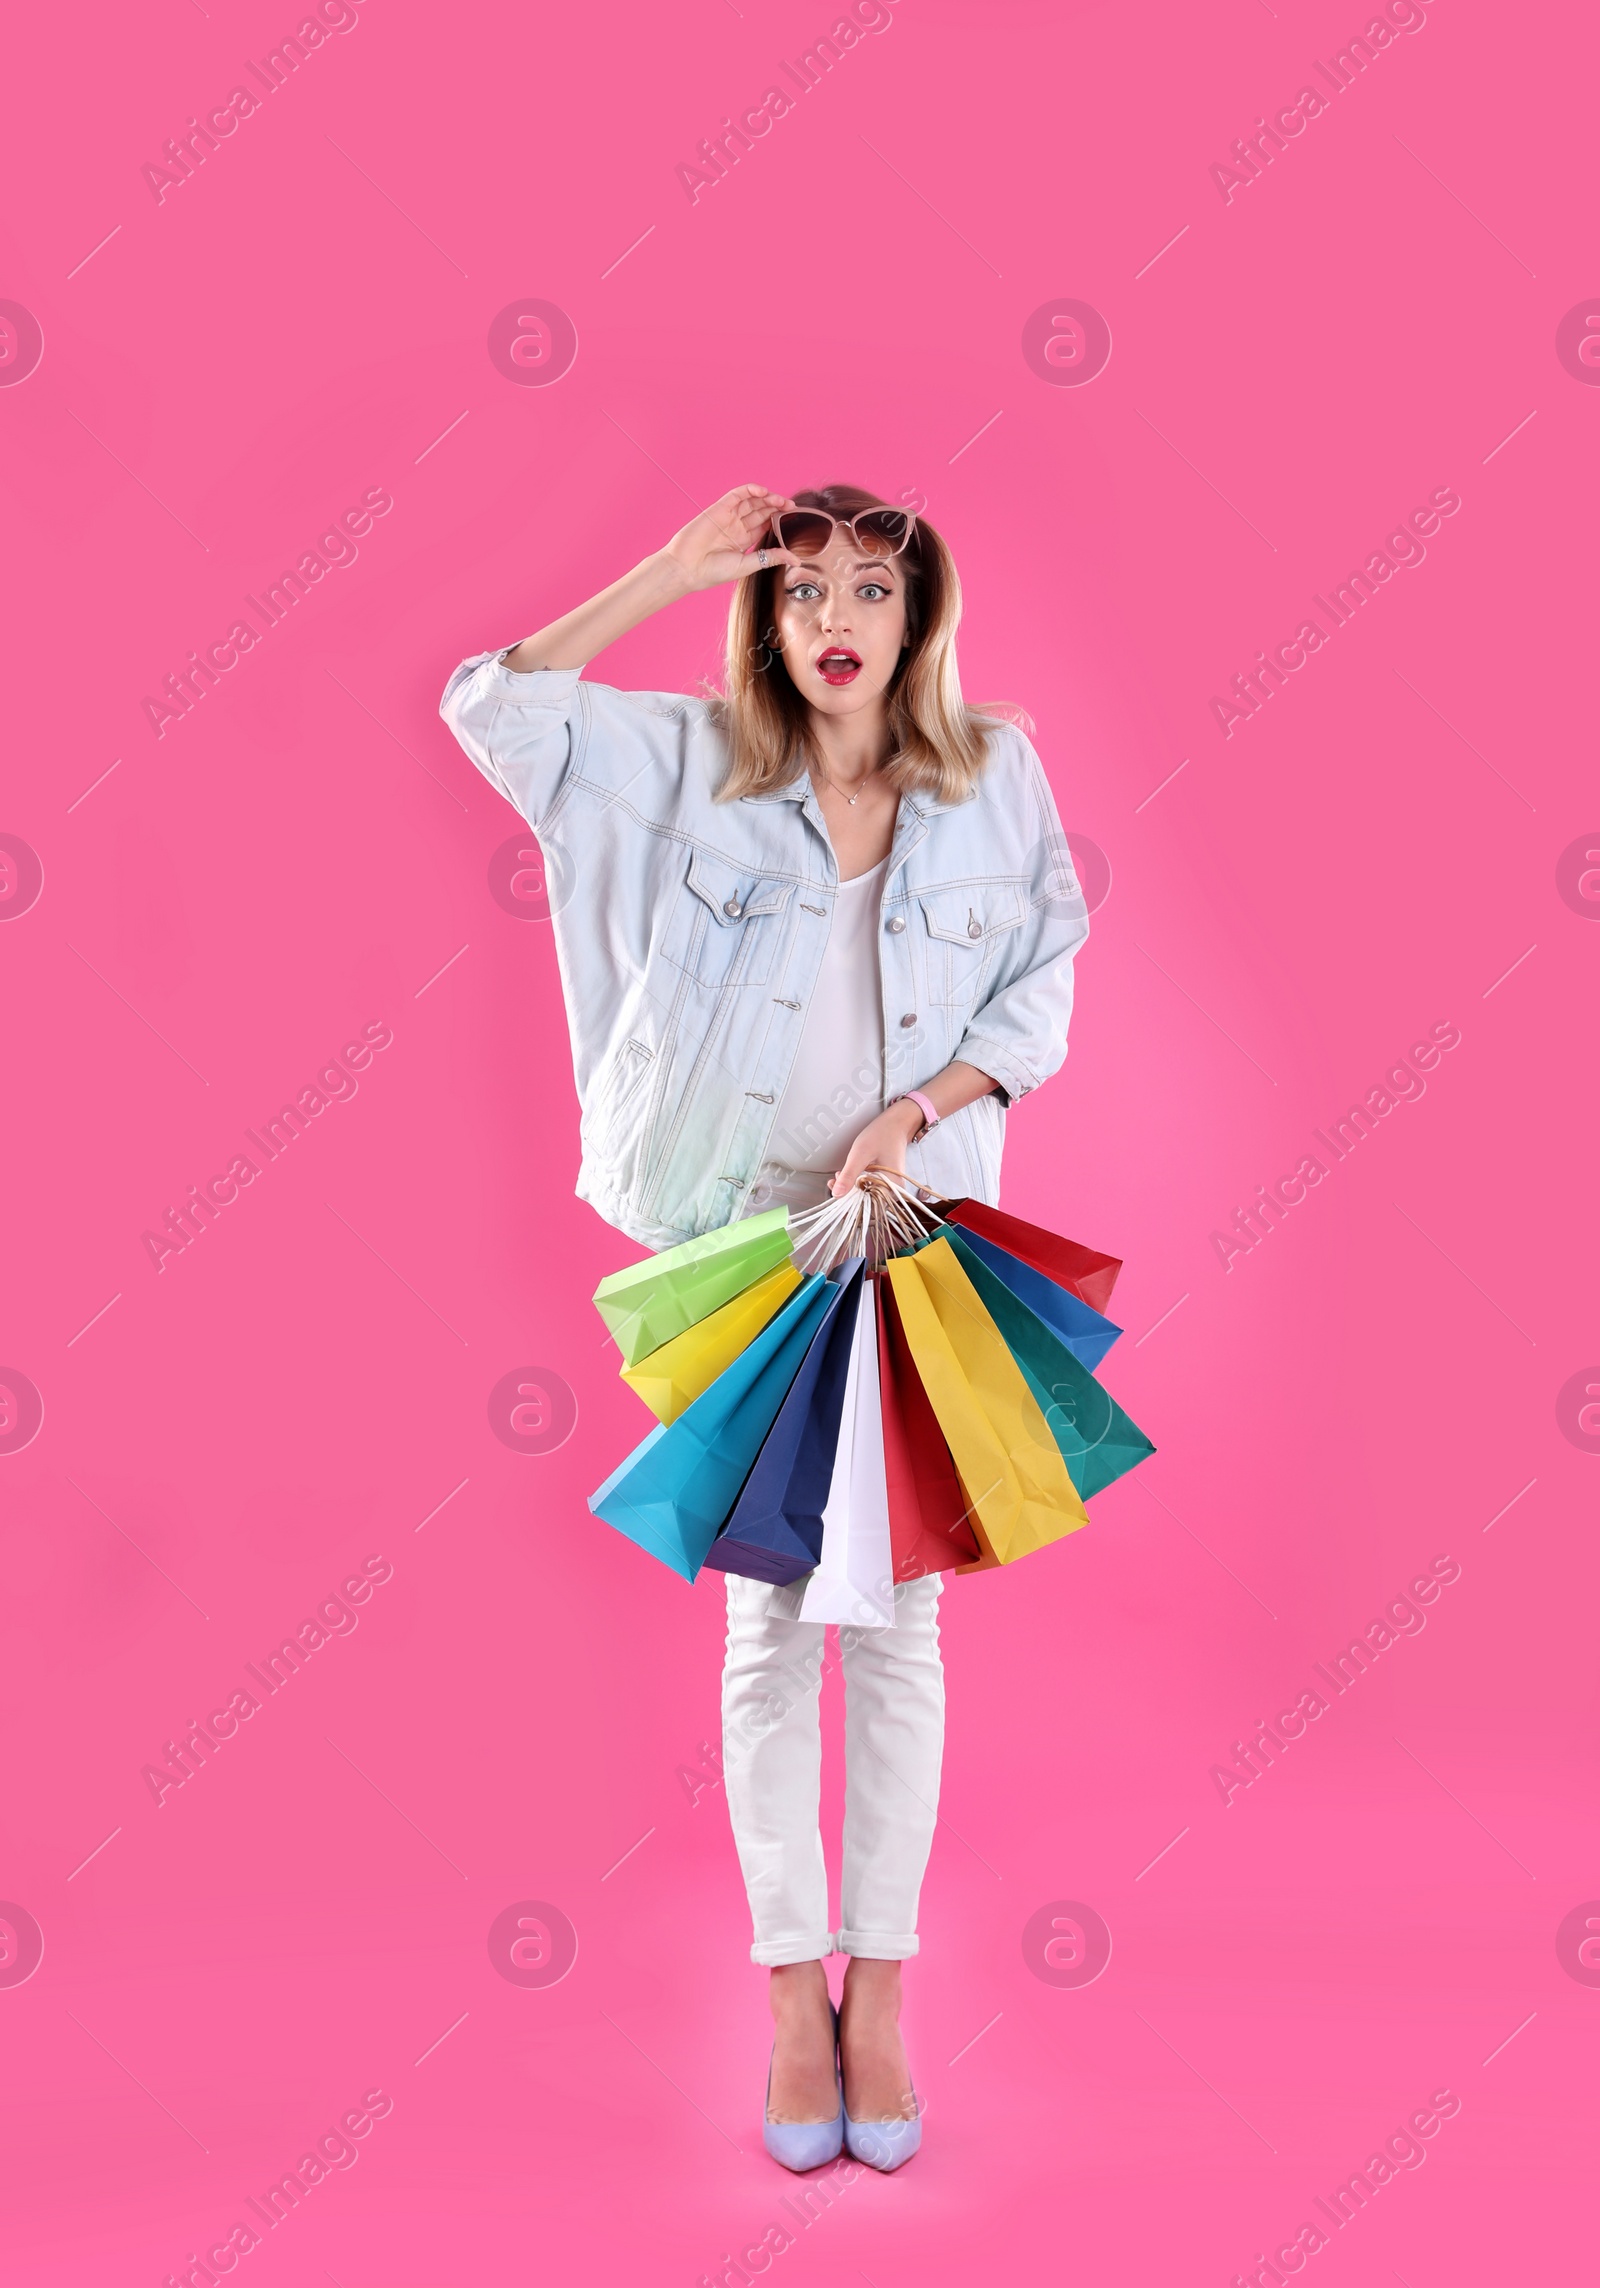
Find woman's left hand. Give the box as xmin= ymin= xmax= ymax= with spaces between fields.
xmin=829 ymin=1102 xmax=923 ymax=1198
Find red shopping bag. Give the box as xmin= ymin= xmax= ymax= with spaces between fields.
xmin=876 ymin=1271 xmax=982 ymax=1580
xmin=935 ymin=1199 xmax=1123 ymax=1316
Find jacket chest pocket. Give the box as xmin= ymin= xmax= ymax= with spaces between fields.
xmin=659 ymin=847 xmax=796 ymax=989
xmin=918 ymin=883 xmax=1028 ymax=1007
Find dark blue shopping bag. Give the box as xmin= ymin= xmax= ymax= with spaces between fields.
xmin=702 ymin=1259 xmax=867 ymax=1586
xmin=950 ymin=1225 xmax=1122 ymax=1369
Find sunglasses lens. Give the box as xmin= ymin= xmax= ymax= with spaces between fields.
xmin=773 ymin=512 xmax=834 ymax=557
xmin=854 ymin=509 xmax=912 ymax=556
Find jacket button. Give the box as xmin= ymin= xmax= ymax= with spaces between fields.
xmin=723 ymin=898 xmax=743 ymax=918
xmin=886 ymin=915 xmax=906 ymax=933
xmin=900 ymin=1013 xmax=918 ymax=1028
xmin=967 ymin=918 xmax=982 ymax=939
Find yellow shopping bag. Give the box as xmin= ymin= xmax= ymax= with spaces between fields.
xmin=621 ymin=1262 xmax=803 ymax=1425
xmin=882 ymin=1237 xmax=1089 ymax=1565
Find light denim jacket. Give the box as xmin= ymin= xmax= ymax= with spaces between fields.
xmin=440 ymin=649 xmax=1089 ymax=1250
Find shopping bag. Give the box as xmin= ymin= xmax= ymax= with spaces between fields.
xmin=877 ymin=1270 xmax=982 ymax=1579
xmin=932 ymin=1198 xmax=1122 ymax=1316
xmin=587 ymin=1272 xmax=832 ymax=1581
xmin=621 ymin=1260 xmax=802 ymax=1425
xmin=766 ymin=1275 xmax=896 ymax=1629
xmin=938 ymin=1229 xmax=1154 ymax=1499
xmin=881 ymin=1236 xmax=1089 ymax=1566
xmin=946 ymin=1225 xmax=1122 ymax=1371
xmin=594 ymin=1206 xmax=793 ymax=1367
xmin=702 ymin=1260 xmax=866 ymax=1585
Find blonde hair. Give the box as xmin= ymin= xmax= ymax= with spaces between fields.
xmin=708 ymin=484 xmax=999 ymax=803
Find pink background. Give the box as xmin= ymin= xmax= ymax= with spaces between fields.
xmin=2 ymin=0 xmax=1595 ymax=2279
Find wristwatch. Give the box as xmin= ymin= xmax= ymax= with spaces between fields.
xmin=891 ymin=1088 xmax=941 ymax=1139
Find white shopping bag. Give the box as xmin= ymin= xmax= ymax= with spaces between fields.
xmin=767 ymin=1275 xmax=896 ymax=1630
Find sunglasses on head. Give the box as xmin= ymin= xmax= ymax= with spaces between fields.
xmin=767 ymin=506 xmax=918 ymax=561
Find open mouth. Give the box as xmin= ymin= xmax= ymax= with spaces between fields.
xmin=816 ymin=647 xmax=862 ymax=686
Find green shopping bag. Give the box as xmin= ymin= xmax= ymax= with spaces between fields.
xmin=593 ymin=1207 xmax=793 ymax=1367
xmin=588 ymin=1272 xmax=833 ymax=1580
xmin=928 ymin=1228 xmax=1155 ymax=1499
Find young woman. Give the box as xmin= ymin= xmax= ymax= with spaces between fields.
xmin=440 ymin=484 xmax=1088 ymax=2172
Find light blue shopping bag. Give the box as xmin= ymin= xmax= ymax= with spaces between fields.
xmin=588 ymin=1272 xmax=832 ymax=1582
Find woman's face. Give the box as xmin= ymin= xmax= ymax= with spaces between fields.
xmin=770 ymin=536 xmax=910 ymax=720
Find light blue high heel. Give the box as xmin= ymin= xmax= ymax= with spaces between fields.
xmin=836 ymin=1989 xmax=923 ymax=2170
xmin=762 ymin=2003 xmax=844 ymax=2172
xmin=843 ymin=2089 xmax=923 ymax=2171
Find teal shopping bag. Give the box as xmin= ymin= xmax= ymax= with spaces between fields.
xmin=588 ymin=1272 xmax=833 ymax=1581
xmin=919 ymin=1228 xmax=1155 ymax=1500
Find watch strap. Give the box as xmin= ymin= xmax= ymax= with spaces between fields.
xmin=897 ymin=1088 xmax=941 ymax=1134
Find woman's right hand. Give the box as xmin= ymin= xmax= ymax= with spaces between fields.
xmin=660 ymin=486 xmax=799 ymax=594
xmin=503 ymin=486 xmax=799 ymax=675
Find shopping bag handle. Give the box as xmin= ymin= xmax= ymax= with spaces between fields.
xmin=788 ymin=1166 xmax=945 ymax=1269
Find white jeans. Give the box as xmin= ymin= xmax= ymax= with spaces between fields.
xmin=720 ymin=1570 xmax=946 ymax=1966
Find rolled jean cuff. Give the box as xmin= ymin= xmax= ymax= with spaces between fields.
xmin=749 ymin=1932 xmax=835 ymax=1968
xmin=834 ymin=1928 xmax=920 ymax=1961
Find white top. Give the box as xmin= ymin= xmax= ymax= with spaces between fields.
xmin=766 ymin=856 xmax=890 ymax=1175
